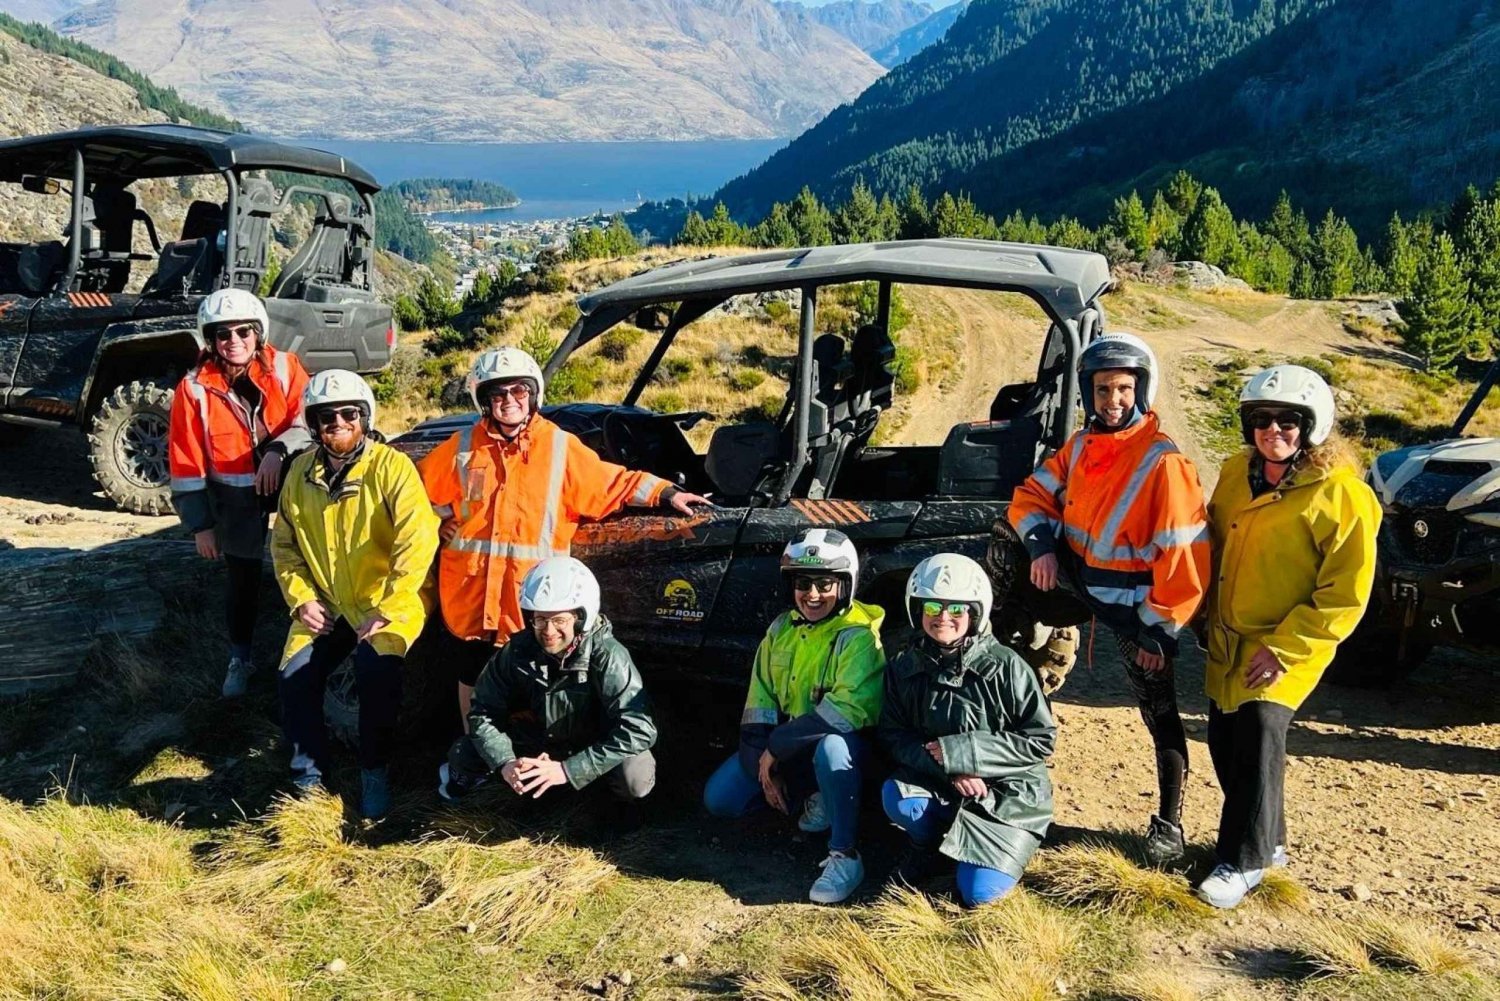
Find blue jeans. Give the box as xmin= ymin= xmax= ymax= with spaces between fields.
xmin=703 ymin=733 xmax=866 ymax=852
xmin=881 ymin=778 xmax=1018 ymax=906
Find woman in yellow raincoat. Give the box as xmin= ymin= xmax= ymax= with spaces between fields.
xmin=1196 ymin=365 xmax=1380 ymax=909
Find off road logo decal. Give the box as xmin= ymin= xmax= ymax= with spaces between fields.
xmin=655 ymin=578 xmax=706 ymax=623
xmin=68 ymin=292 xmax=112 ymax=308
xmin=791 ymin=499 xmax=871 ymax=524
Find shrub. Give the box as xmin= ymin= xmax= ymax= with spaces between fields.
xmin=653 ymin=357 xmax=694 ymax=386
xmin=892 ymin=345 xmax=921 ymax=394
xmin=648 ymin=390 xmax=686 ymax=413
xmin=598 ymin=328 xmax=643 ymax=362
xmin=729 ymin=369 xmax=766 ymax=392
xmin=392 ymin=294 xmax=423 ymax=332
xmin=425 ymin=325 xmax=469 ymax=357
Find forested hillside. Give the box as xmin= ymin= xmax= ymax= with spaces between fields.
xmin=715 ymin=0 xmax=1499 ymax=230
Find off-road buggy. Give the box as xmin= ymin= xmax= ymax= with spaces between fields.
xmin=392 ymin=239 xmax=1110 ymax=692
xmin=0 ymin=125 xmax=393 ymax=514
xmin=1335 ymin=357 xmax=1500 ymax=685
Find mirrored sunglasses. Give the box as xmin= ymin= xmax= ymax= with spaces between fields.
xmin=792 ymin=575 xmax=840 ymax=594
xmin=922 ymin=601 xmax=971 ymax=619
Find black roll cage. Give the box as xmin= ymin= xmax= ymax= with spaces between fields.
xmin=544 ymin=273 xmax=1107 ymax=505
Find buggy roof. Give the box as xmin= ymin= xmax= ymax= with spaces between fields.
xmin=575 ymin=239 xmax=1112 ymax=326
xmin=0 ymin=125 xmax=380 ymax=192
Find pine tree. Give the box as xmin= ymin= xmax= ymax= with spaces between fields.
xmin=934 ymin=193 xmax=997 ymax=239
xmin=833 ymin=178 xmax=882 ymax=244
xmin=1382 ymin=213 xmax=1422 ymax=299
xmin=788 ymin=187 xmax=833 ymax=246
xmin=1458 ymin=197 xmax=1500 ymax=351
xmin=1310 ymin=210 xmax=1361 ymax=298
xmin=677 ymin=210 xmax=712 ymax=246
xmin=1402 ymin=233 xmax=1475 ymax=371
xmin=1263 ymin=191 xmax=1312 ymax=262
xmin=1179 ymin=187 xmax=1238 ymax=269
xmin=1108 ymin=190 xmax=1152 ymax=259
xmin=1163 ymin=171 xmax=1202 ymax=218
xmin=1046 ymin=216 xmax=1097 ymax=250
xmin=753 ymin=202 xmax=798 ymax=247
xmin=897 ymin=185 xmax=933 ymax=240
xmin=1148 ymin=191 xmax=1182 ymax=257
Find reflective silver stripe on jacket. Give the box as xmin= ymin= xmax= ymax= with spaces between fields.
xmin=170 ymin=476 xmax=206 ymax=493
xmin=741 ymin=706 xmax=779 ymax=726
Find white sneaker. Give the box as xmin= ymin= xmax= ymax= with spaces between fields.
xmin=809 ymin=850 xmax=864 ymax=904
xmin=798 ymin=791 xmax=831 ymax=833
xmin=1272 ymin=844 xmax=1289 ymax=868
xmin=1195 ymin=862 xmax=1264 ymax=909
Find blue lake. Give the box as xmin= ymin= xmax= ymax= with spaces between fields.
xmin=296 ymin=138 xmax=786 ymax=222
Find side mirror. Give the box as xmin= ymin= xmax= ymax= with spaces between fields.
xmin=21 ymin=175 xmax=61 ymax=196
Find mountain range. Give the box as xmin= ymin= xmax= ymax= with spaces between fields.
xmin=714 ymin=0 xmax=1500 ymax=230
xmin=44 ymin=0 xmax=886 ymax=142
xmin=781 ymin=0 xmax=933 ymax=56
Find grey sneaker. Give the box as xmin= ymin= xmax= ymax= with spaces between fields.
xmin=221 ymin=656 xmax=255 ymax=698
xmin=361 ymin=767 xmax=392 ymax=821
xmin=1143 ymin=814 xmax=1185 ymax=865
xmin=798 ymin=791 xmax=832 ymax=833
xmin=290 ymin=769 xmax=324 ymax=796
xmin=809 ymin=849 xmax=864 ymax=904
xmin=1195 ymin=862 xmax=1264 ymax=909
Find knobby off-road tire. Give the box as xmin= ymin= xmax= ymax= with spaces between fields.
xmin=88 ymin=380 xmax=174 ymax=515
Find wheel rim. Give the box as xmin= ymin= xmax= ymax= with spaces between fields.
xmin=118 ymin=410 xmax=170 ymax=489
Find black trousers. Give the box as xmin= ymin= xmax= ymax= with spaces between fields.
xmin=438 ymin=625 xmax=501 ymax=687
xmin=224 ymin=554 xmax=262 ymax=652
xmin=1206 ymin=700 xmax=1293 ymax=871
xmin=278 ymin=618 xmax=405 ymax=774
xmin=1117 ymin=636 xmax=1189 ymax=825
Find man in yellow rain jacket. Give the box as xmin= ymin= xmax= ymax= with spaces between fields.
xmin=1009 ymin=332 xmax=1210 ymax=863
xmin=272 ymin=370 xmax=439 ymax=820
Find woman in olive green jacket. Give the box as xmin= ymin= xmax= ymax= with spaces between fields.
xmin=879 ymin=553 xmax=1056 ymax=906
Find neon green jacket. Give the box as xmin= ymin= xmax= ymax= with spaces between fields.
xmin=739 ymin=600 xmax=885 ymax=766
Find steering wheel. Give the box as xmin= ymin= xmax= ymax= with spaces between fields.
xmin=602 ymin=411 xmax=648 ymax=468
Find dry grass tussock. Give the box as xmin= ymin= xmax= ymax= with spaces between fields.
xmin=0 ymin=789 xmax=614 ymax=998
xmin=1107 ymin=967 xmax=1204 ymax=1001
xmin=1292 ymin=912 xmax=1475 ymax=979
xmin=742 ymin=886 xmax=1092 ymax=1001
xmin=1027 ymin=842 xmax=1211 ymax=919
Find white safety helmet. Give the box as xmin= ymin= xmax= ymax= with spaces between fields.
xmin=1079 ymin=331 xmax=1159 ymax=420
xmin=467 ymin=347 xmax=545 ymax=412
xmin=303 ymin=369 xmax=377 ymax=429
xmin=780 ymin=528 xmax=860 ymax=615
xmin=1239 ymin=364 xmax=1335 ymax=446
xmin=905 ymin=552 xmax=993 ymax=636
xmin=197 ymin=287 xmax=269 ymax=339
xmin=520 ymin=556 xmax=602 ymax=633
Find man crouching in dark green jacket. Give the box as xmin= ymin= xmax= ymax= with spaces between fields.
xmin=879 ymin=553 xmax=1056 ymax=906
xmin=439 ymin=556 xmax=657 ymax=802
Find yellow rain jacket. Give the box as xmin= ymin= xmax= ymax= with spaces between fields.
xmin=272 ymin=441 xmax=440 ymax=667
xmin=1204 ymin=449 xmax=1381 ymax=712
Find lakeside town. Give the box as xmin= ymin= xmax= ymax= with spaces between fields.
xmin=425 ymin=210 xmax=612 ymax=299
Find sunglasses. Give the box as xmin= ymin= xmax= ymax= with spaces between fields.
xmin=792 ymin=575 xmax=840 ymax=594
xmin=212 ymin=323 xmax=257 ymax=342
xmin=315 ymin=407 xmax=363 ymax=427
xmin=487 ymin=383 xmax=531 ymax=402
xmin=922 ymin=601 xmax=971 ymax=619
xmin=1247 ymin=410 xmax=1303 ymax=432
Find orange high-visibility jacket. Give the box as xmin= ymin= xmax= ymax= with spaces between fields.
xmin=419 ymin=413 xmax=672 ymax=642
xmin=168 ymin=346 xmax=310 ymax=525
xmin=1008 ymin=412 xmax=1210 ymax=654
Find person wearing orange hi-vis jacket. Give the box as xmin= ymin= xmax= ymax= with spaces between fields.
xmin=1009 ymin=332 xmax=1210 ymax=864
xmin=419 ymin=348 xmax=711 ymax=725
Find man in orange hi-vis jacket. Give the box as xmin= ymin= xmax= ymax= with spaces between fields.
xmin=420 ymin=347 xmax=710 ymax=725
xmin=1010 ymin=332 xmax=1209 ymax=864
